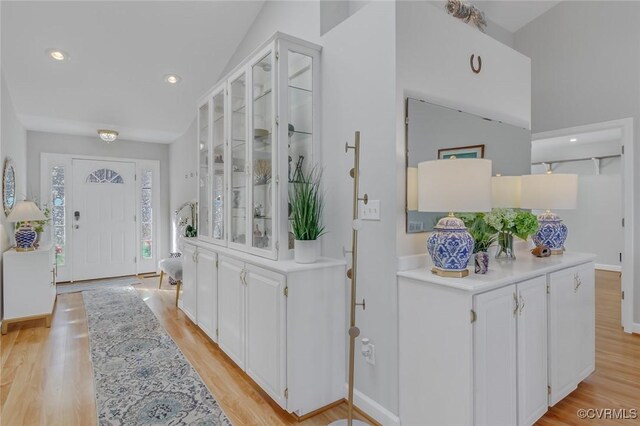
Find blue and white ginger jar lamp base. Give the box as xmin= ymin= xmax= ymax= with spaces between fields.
xmin=427 ymin=214 xmax=474 ymax=278
xmin=532 ymin=210 xmax=567 ymax=255
xmin=15 ymin=223 xmax=37 ymax=252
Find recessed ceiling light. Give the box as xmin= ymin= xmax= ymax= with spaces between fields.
xmin=164 ymin=74 xmax=182 ymax=84
xmin=46 ymin=48 xmax=69 ymax=61
xmin=569 ymin=138 xmax=578 ymax=142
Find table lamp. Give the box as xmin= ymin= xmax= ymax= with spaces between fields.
xmin=491 ymin=175 xmax=521 ymax=208
xmin=6 ymin=201 xmax=47 ymax=252
xmin=521 ymin=173 xmax=577 ymax=254
xmin=418 ymin=158 xmax=492 ymax=277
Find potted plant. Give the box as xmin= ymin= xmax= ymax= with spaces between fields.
xmin=32 ymin=206 xmax=51 ymax=245
xmin=289 ymin=167 xmax=325 ymax=263
xmin=484 ymin=208 xmax=538 ymax=259
xmin=462 ymin=213 xmax=497 ymax=274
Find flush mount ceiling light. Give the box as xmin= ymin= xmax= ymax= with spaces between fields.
xmin=46 ymin=48 xmax=69 ymax=61
xmin=569 ymin=138 xmax=578 ymax=142
xmin=164 ymin=74 xmax=182 ymax=84
xmin=97 ymin=129 xmax=119 ymax=144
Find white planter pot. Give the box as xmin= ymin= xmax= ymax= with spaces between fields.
xmin=294 ymin=239 xmax=319 ymax=264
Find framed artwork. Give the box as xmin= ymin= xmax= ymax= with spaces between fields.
xmin=438 ymin=144 xmax=485 ymax=160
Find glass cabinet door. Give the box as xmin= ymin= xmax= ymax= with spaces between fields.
xmin=198 ymin=101 xmax=210 ymax=238
xmin=287 ymin=50 xmax=314 ymax=249
xmin=211 ymin=89 xmax=225 ymax=242
xmin=251 ymin=51 xmax=275 ymax=252
xmin=230 ymin=73 xmax=248 ymax=246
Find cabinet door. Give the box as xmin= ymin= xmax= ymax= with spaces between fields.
xmin=575 ymin=263 xmax=595 ymax=381
xmin=245 ymin=264 xmax=287 ymax=408
xmin=196 ymin=249 xmax=218 ymax=342
xmin=218 ymin=256 xmax=246 ymax=369
xmin=228 ymin=69 xmax=249 ymax=250
xmin=516 ymin=276 xmax=548 ymax=426
xmin=211 ymin=87 xmax=227 ymax=244
xmin=474 ymin=285 xmax=517 ymax=426
xmin=548 ymin=266 xmax=581 ymax=405
xmin=249 ymin=45 xmax=277 ymax=259
xmin=198 ymin=100 xmax=211 ymax=239
xmin=181 ymin=245 xmax=197 ymax=323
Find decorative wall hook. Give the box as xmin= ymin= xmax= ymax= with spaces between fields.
xmin=470 ymin=54 xmax=482 ymax=74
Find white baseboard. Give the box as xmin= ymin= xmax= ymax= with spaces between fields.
xmin=345 ymin=385 xmax=400 ymax=426
xmin=595 ymin=263 xmax=621 ymax=272
xmin=632 ymin=323 xmax=640 ymax=334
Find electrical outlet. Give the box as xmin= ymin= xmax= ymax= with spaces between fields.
xmin=360 ymin=200 xmax=380 ymax=221
xmin=365 ymin=343 xmax=375 ymax=365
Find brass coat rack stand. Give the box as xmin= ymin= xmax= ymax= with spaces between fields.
xmin=329 ymin=131 xmax=369 ymax=426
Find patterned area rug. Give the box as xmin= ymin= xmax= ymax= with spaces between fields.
xmin=57 ymin=276 xmax=141 ymax=294
xmin=83 ymin=286 xmax=231 ymax=425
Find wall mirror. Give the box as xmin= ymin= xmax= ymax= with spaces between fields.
xmin=3 ymin=157 xmax=16 ymax=217
xmin=406 ymin=98 xmax=531 ymax=233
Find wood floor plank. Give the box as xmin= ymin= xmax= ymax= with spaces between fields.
xmin=1 ymin=271 xmax=638 ymax=425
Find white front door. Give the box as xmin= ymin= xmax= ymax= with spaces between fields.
xmin=72 ymin=159 xmax=136 ymax=281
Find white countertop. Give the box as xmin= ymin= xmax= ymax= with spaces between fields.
xmin=180 ymin=237 xmax=346 ymax=274
xmin=397 ymin=251 xmax=596 ymax=293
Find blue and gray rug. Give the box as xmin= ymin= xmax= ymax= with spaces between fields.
xmin=83 ymin=286 xmax=231 ymax=425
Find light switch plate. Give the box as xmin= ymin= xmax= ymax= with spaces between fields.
xmin=360 ymin=200 xmax=380 ymax=221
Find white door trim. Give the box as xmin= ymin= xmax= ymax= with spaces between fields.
xmin=40 ymin=153 xmax=161 ymax=281
xmin=533 ymin=118 xmax=634 ymax=333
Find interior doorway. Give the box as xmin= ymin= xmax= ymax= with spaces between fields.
xmin=532 ymin=118 xmax=634 ymax=333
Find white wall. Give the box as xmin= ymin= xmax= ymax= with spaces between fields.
xmin=513 ymin=1 xmax=640 ymax=322
xmin=321 ymin=2 xmax=399 ymax=421
xmin=26 ymin=131 xmax=171 ymax=260
xmin=1 ymin=72 xmax=28 ymax=320
xmin=169 ymin=118 xmax=197 ymax=251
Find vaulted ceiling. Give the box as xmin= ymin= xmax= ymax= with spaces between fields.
xmin=1 ymin=1 xmax=264 ymax=143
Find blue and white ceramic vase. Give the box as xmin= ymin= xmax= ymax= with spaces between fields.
xmin=533 ymin=211 xmax=567 ymax=254
xmin=15 ymin=223 xmax=37 ymax=251
xmin=427 ymin=215 xmax=474 ymax=275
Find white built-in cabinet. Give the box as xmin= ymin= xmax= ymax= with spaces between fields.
xmin=197 ymin=33 xmax=321 ymax=261
xmin=196 ymin=249 xmax=218 ymax=342
xmin=473 ymin=276 xmax=548 ymax=426
xmin=398 ymin=253 xmax=595 ymax=426
xmin=181 ymin=243 xmax=197 ymax=323
xmin=548 ymin=262 xmax=595 ymax=405
xmin=179 ymin=238 xmax=345 ymax=417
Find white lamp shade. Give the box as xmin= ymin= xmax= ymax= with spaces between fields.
xmin=407 ymin=167 xmax=418 ymax=211
xmin=6 ymin=201 xmax=46 ymax=222
xmin=520 ymin=173 xmax=578 ymax=210
xmin=492 ymin=175 xmax=521 ymax=208
xmin=418 ymin=159 xmax=492 ymax=213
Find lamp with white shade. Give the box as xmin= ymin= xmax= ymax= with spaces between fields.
xmin=6 ymin=201 xmax=47 ymax=252
xmin=418 ymin=158 xmax=492 ymax=277
xmin=521 ymin=173 xmax=578 ymax=254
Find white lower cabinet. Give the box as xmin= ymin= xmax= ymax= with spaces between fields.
xmin=548 ymin=262 xmax=595 ymax=405
xmin=473 ymin=276 xmax=547 ymax=426
xmin=179 ymin=240 xmax=346 ymax=417
xmin=245 ymin=264 xmax=287 ymax=407
xmin=218 ymin=256 xmax=246 ymax=369
xmin=196 ymin=249 xmax=218 ymax=342
xmin=398 ymin=255 xmax=595 ymax=426
xmin=181 ymin=244 xmax=197 ymax=323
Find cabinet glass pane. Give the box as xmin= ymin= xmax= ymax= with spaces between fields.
xmin=288 ymin=52 xmax=313 ymax=249
xmin=198 ymin=103 xmax=210 ymax=238
xmin=252 ymin=53 xmax=273 ymax=250
xmin=212 ymin=91 xmax=225 ymax=240
xmin=230 ymin=74 xmax=247 ymax=245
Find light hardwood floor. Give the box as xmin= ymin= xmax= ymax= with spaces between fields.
xmin=1 ymin=270 xmax=638 ymax=425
